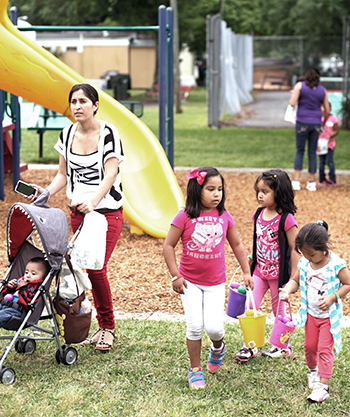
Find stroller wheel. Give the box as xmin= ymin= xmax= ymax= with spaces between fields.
xmin=15 ymin=339 xmax=36 ymax=355
xmin=55 ymin=348 xmax=62 ymax=364
xmin=23 ymin=339 xmax=36 ymax=355
xmin=62 ymin=346 xmax=78 ymax=366
xmin=0 ymin=367 xmax=16 ymax=385
xmin=56 ymin=346 xmax=78 ymax=366
xmin=15 ymin=340 xmax=24 ymax=354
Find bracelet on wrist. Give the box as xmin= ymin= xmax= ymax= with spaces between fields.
xmin=334 ymin=291 xmax=340 ymax=304
xmin=171 ymin=275 xmax=180 ymax=282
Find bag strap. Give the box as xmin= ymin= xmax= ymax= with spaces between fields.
xmin=64 ymin=253 xmax=80 ymax=297
xmin=67 ymin=221 xmax=84 ymax=254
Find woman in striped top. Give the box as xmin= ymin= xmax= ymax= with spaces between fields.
xmin=32 ymin=84 xmax=125 ymax=352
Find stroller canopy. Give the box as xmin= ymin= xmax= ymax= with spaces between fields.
xmin=7 ymin=191 xmax=69 ymax=269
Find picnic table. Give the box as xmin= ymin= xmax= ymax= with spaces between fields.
xmin=27 ymin=106 xmax=70 ymax=158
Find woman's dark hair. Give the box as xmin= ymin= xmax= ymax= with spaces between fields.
xmin=68 ymin=84 xmax=99 ymax=115
xmin=304 ymin=68 xmax=320 ymax=88
xmin=185 ymin=166 xmax=226 ymax=218
xmin=254 ymin=169 xmax=297 ymax=215
xmin=295 ymin=220 xmax=330 ymax=255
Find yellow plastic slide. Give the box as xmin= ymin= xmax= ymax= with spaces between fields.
xmin=0 ymin=0 xmax=184 ymax=238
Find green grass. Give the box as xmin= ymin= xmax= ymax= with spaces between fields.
xmin=0 ymin=318 xmax=349 ymax=416
xmin=20 ymin=87 xmax=350 ymax=169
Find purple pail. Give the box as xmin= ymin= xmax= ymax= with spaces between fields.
xmin=226 ymin=282 xmax=246 ymax=319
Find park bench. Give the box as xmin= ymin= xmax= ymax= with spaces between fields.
xmin=120 ymin=101 xmax=144 ymax=118
xmin=27 ymin=106 xmax=70 ymax=158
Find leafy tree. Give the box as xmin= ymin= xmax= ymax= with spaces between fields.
xmin=8 ymin=0 xmax=350 ymax=57
xmin=107 ymin=0 xmax=166 ymax=26
xmin=8 ymin=0 xmax=110 ymax=25
xmin=257 ymin=0 xmax=350 ymax=37
xmin=178 ymin=0 xmax=261 ymax=57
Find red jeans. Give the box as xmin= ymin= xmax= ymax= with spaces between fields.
xmin=304 ymin=313 xmax=334 ymax=379
xmin=70 ymin=208 xmax=123 ymax=330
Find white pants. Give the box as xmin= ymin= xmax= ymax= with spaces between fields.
xmin=181 ymin=280 xmax=225 ymax=341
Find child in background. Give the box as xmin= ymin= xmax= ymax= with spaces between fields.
xmin=280 ymin=221 xmax=350 ymax=403
xmin=0 ymin=257 xmax=50 ymax=327
xmin=235 ymin=169 xmax=299 ymax=361
xmin=318 ymin=104 xmax=339 ymax=186
xmin=163 ymin=167 xmax=252 ymax=389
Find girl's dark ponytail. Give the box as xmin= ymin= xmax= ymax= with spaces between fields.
xmin=317 ymin=220 xmax=329 ymax=231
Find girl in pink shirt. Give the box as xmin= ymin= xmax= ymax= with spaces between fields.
xmin=318 ymin=104 xmax=339 ymax=186
xmin=235 ymin=169 xmax=299 ymax=361
xmin=163 ymin=166 xmax=252 ymax=390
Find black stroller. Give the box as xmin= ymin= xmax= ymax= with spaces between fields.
xmin=0 ymin=191 xmax=78 ymax=385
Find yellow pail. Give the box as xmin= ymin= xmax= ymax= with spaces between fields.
xmin=238 ymin=312 xmax=266 ymax=348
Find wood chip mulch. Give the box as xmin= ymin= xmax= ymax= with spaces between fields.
xmin=1 ymin=169 xmax=350 ymax=316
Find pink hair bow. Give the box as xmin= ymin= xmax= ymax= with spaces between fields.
xmin=187 ymin=168 xmax=207 ymax=185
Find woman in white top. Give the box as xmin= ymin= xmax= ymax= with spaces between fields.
xmin=33 ymin=84 xmax=125 ymax=351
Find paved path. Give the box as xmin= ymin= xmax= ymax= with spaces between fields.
xmin=236 ymin=90 xmax=294 ymax=129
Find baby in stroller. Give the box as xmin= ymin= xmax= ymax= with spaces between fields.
xmin=0 ymin=257 xmax=50 ymax=327
xmin=0 ymin=191 xmax=79 ymax=385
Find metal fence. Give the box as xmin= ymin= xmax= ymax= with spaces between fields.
xmin=206 ymin=18 xmax=350 ymax=127
xmin=253 ymin=36 xmax=343 ymax=90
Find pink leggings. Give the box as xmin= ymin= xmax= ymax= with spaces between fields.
xmin=71 ymin=209 xmax=123 ymax=330
xmin=250 ymin=274 xmax=286 ymax=317
xmin=304 ymin=313 xmax=334 ymax=379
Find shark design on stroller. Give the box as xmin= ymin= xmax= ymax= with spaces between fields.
xmin=0 ymin=191 xmax=78 ymax=384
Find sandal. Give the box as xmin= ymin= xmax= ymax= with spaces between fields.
xmin=95 ymin=328 xmax=115 ymax=352
xmin=80 ymin=328 xmax=102 ymax=346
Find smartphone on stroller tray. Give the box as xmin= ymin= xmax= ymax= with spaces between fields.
xmin=15 ymin=180 xmax=37 ymax=197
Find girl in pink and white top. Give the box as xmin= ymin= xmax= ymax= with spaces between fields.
xmin=235 ymin=169 xmax=299 ymax=362
xmin=318 ymin=104 xmax=339 ymax=186
xmin=163 ymin=166 xmax=252 ymax=389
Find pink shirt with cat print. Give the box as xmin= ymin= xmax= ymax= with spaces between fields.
xmin=172 ymin=208 xmax=235 ymax=286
